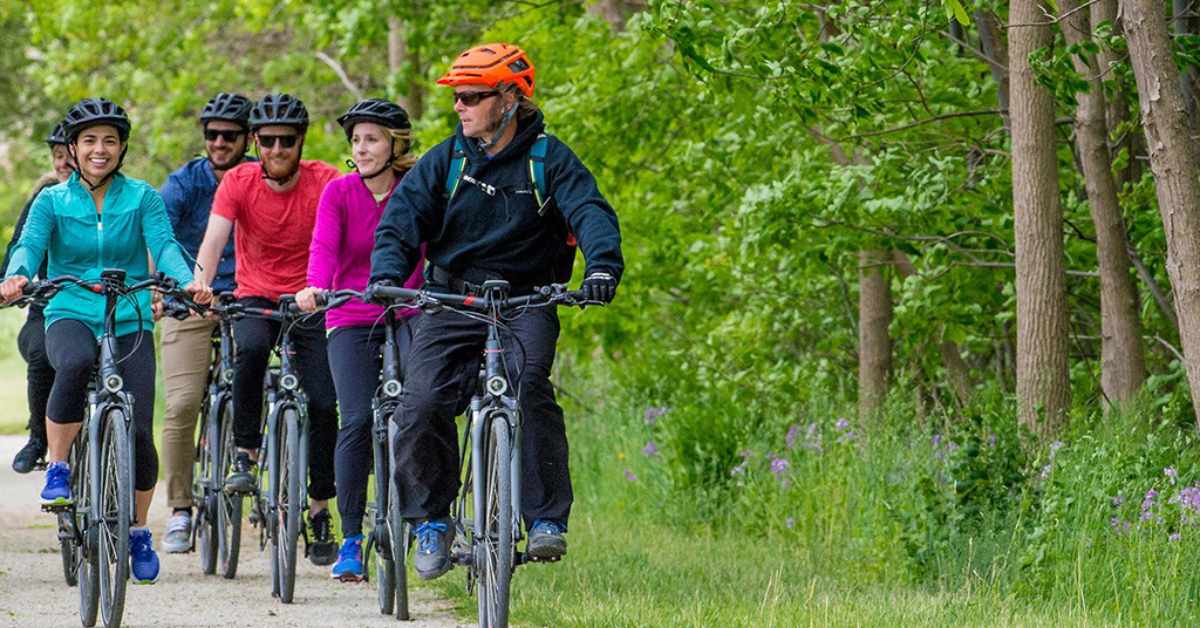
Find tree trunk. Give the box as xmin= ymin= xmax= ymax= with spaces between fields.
xmin=1123 ymin=0 xmax=1200 ymax=430
xmin=388 ymin=16 xmax=424 ymax=120
xmin=975 ymin=10 xmax=1010 ymax=128
xmin=1061 ymin=0 xmax=1147 ymax=406
xmin=858 ymin=250 xmax=892 ymax=416
xmin=587 ymin=0 xmax=646 ymax=31
xmin=1010 ymin=0 xmax=1071 ymax=435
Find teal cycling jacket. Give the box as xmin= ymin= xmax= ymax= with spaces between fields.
xmin=4 ymin=172 xmax=193 ymax=338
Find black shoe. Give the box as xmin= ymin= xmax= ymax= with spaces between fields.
xmin=12 ymin=437 xmax=46 ymax=474
xmin=527 ymin=519 xmax=567 ymax=559
xmin=223 ymin=452 xmax=256 ymax=494
xmin=308 ymin=509 xmax=337 ymax=566
xmin=413 ymin=518 xmax=454 ymax=580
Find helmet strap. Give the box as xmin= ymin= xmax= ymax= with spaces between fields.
xmin=255 ymin=135 xmax=303 ymax=185
xmin=70 ymin=144 xmax=127 ymax=192
xmin=350 ymin=137 xmax=396 ymax=180
xmin=478 ymin=92 xmax=519 ymax=151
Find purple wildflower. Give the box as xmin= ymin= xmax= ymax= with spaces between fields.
xmin=1141 ymin=489 xmax=1158 ymax=521
xmin=987 ymin=433 xmax=997 ymax=448
xmin=931 ymin=434 xmax=942 ymax=448
xmin=623 ymin=468 xmax=637 ymax=482
xmin=835 ymin=418 xmax=850 ymax=431
xmin=730 ymin=463 xmax=747 ymax=477
xmin=1112 ymin=494 xmax=1125 ymax=508
xmin=1166 ymin=467 xmax=1179 ymax=485
xmin=1039 ymin=463 xmax=1052 ymax=481
xmin=641 ymin=441 xmax=659 ymax=457
xmin=786 ymin=424 xmax=800 ymax=450
xmin=1110 ymin=516 xmax=1123 ymax=532
xmin=1178 ymin=486 xmax=1200 ymax=515
xmin=837 ymin=430 xmax=856 ymax=444
xmin=769 ymin=456 xmax=790 ymax=477
xmin=785 ymin=517 xmax=795 ymax=529
xmin=643 ymin=406 xmax=669 ymax=425
xmin=1171 ymin=532 xmax=1182 ymax=542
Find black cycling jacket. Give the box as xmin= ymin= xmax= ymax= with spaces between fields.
xmin=370 ymin=110 xmax=623 ymax=289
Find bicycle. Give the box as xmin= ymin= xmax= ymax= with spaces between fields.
xmin=8 ymin=270 xmax=196 ymax=628
xmin=226 ymin=295 xmax=343 ymax=603
xmin=365 ymin=280 xmax=595 ymax=627
xmin=309 ymin=288 xmax=411 ymax=618
xmin=163 ymin=292 xmax=242 ymax=579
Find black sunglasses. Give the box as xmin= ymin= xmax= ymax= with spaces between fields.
xmin=204 ymin=128 xmax=244 ymax=142
xmin=453 ymin=90 xmax=500 ymax=107
xmin=257 ymin=134 xmax=299 ymax=149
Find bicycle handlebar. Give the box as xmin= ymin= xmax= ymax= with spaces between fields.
xmin=361 ymin=282 xmax=595 ymax=312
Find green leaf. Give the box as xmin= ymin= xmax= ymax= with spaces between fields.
xmin=944 ymin=0 xmax=970 ymax=26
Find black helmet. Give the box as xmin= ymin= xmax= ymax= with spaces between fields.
xmin=200 ymin=92 xmax=253 ymax=129
xmin=336 ymin=99 xmax=411 ymax=140
xmin=45 ymin=121 xmax=68 ymax=147
xmin=249 ymin=93 xmax=308 ymax=132
xmin=64 ymin=98 xmax=131 ymax=143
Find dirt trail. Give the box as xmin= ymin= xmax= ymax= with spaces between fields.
xmin=0 ymin=436 xmax=461 ymax=627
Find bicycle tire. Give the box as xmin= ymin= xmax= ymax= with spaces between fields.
xmin=388 ymin=461 xmax=411 ymax=620
xmin=76 ymin=429 xmax=99 ymax=627
xmin=60 ymin=436 xmax=85 ymax=587
xmin=373 ymin=417 xmax=395 ymax=615
xmin=276 ymin=407 xmax=301 ymax=603
xmin=98 ymin=409 xmax=130 ymax=628
xmin=478 ymin=416 xmax=513 ymax=628
xmin=196 ymin=399 xmax=217 ymax=575
xmin=217 ymin=399 xmax=242 ymax=579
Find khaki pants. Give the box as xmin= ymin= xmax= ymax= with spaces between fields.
xmin=160 ymin=316 xmax=217 ymax=509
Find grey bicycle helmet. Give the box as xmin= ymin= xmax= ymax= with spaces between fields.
xmin=45 ymin=121 xmax=68 ymax=147
xmin=64 ymin=98 xmax=131 ymax=143
xmin=249 ymin=93 xmax=308 ymax=132
xmin=336 ymin=99 xmax=411 ymax=140
xmin=200 ymin=92 xmax=253 ymax=129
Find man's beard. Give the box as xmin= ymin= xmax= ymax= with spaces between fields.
xmin=208 ymin=151 xmax=243 ymax=172
xmin=263 ymin=153 xmax=300 ymax=180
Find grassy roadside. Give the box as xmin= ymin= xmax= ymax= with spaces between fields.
xmin=420 ymin=386 xmax=1149 ymax=627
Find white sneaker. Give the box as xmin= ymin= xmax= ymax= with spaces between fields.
xmin=161 ymin=512 xmax=192 ymax=553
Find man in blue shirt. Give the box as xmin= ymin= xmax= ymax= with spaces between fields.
xmin=157 ymin=93 xmax=252 ymax=552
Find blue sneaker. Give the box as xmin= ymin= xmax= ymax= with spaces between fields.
xmin=40 ymin=461 xmax=72 ymax=506
xmin=527 ymin=519 xmax=567 ymax=559
xmin=331 ymin=534 xmax=364 ymax=582
xmin=130 ymin=528 xmax=160 ymax=584
xmin=413 ymin=518 xmax=454 ymax=580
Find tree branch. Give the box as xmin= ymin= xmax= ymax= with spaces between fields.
xmin=315 ymin=51 xmax=364 ymax=100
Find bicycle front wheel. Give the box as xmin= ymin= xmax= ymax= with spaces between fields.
xmin=274 ymin=407 xmax=301 ymax=604
xmin=98 ymin=410 xmax=130 ymax=628
xmin=216 ymin=399 xmax=242 ymax=579
xmin=477 ymin=416 xmax=513 ymax=628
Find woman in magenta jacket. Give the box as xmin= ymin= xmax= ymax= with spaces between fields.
xmin=296 ymin=99 xmax=424 ymax=581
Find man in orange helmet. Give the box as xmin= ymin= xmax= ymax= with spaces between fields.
xmin=370 ymin=43 xmax=623 ymax=579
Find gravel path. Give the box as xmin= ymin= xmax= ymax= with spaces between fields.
xmin=0 ymin=436 xmax=461 ymax=627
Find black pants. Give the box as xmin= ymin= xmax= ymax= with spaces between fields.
xmin=17 ymin=309 xmax=53 ymax=441
xmin=232 ymin=297 xmax=338 ymax=502
xmin=393 ymin=305 xmax=572 ymax=526
xmin=44 ymin=320 xmax=158 ymax=491
xmin=328 ymin=321 xmax=413 ymax=537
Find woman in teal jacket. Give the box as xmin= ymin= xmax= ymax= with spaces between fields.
xmin=0 ymin=98 xmax=210 ymax=584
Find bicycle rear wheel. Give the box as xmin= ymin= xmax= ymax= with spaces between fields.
xmin=75 ymin=429 xmax=99 ymax=627
xmin=477 ymin=416 xmax=513 ymax=628
xmin=274 ymin=408 xmax=301 ymax=603
xmin=60 ymin=436 xmax=85 ymax=587
xmin=216 ymin=399 xmax=242 ymax=579
xmin=196 ymin=399 xmax=217 ymax=575
xmin=98 ymin=410 xmax=130 ymax=628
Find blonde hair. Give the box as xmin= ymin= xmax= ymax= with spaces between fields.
xmin=387 ymin=127 xmax=417 ymax=173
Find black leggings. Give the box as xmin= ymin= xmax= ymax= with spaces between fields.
xmin=232 ymin=297 xmax=338 ymax=502
xmin=44 ymin=320 xmax=158 ymax=492
xmin=328 ymin=322 xmax=413 ymax=537
xmin=17 ymin=310 xmax=54 ymax=440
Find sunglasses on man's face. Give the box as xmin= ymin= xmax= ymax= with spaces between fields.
xmin=453 ymin=90 xmax=500 ymax=107
xmin=204 ymin=129 xmax=244 ymax=143
xmin=257 ymin=134 xmax=299 ymax=149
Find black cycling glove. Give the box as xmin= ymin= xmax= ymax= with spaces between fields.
xmin=581 ymin=271 xmax=617 ymax=303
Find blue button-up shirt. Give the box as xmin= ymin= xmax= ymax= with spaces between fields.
xmin=160 ymin=156 xmax=252 ymax=293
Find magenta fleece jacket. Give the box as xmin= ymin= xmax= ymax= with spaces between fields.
xmin=308 ymin=172 xmax=424 ymax=329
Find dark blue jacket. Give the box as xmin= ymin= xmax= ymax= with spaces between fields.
xmin=370 ymin=110 xmax=622 ymax=289
xmin=160 ymin=157 xmax=249 ymax=293
xmin=3 ymin=177 xmax=56 ymax=318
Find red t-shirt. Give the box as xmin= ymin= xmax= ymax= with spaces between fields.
xmin=211 ymin=160 xmax=341 ymax=300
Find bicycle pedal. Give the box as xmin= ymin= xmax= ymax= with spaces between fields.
xmin=33 ymin=460 xmax=49 ymax=472
xmin=335 ymin=574 xmax=365 ymax=583
xmin=451 ymin=549 xmax=474 ymax=566
xmin=41 ymin=502 xmax=72 ymax=513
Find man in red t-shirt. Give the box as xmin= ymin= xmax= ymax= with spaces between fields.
xmin=194 ymin=93 xmax=341 ymax=566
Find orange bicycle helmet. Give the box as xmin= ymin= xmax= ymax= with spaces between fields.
xmin=437 ymin=43 xmax=536 ymax=98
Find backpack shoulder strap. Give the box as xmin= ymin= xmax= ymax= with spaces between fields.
xmin=529 ymin=133 xmax=549 ymax=214
xmin=445 ymin=137 xmax=467 ymax=201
